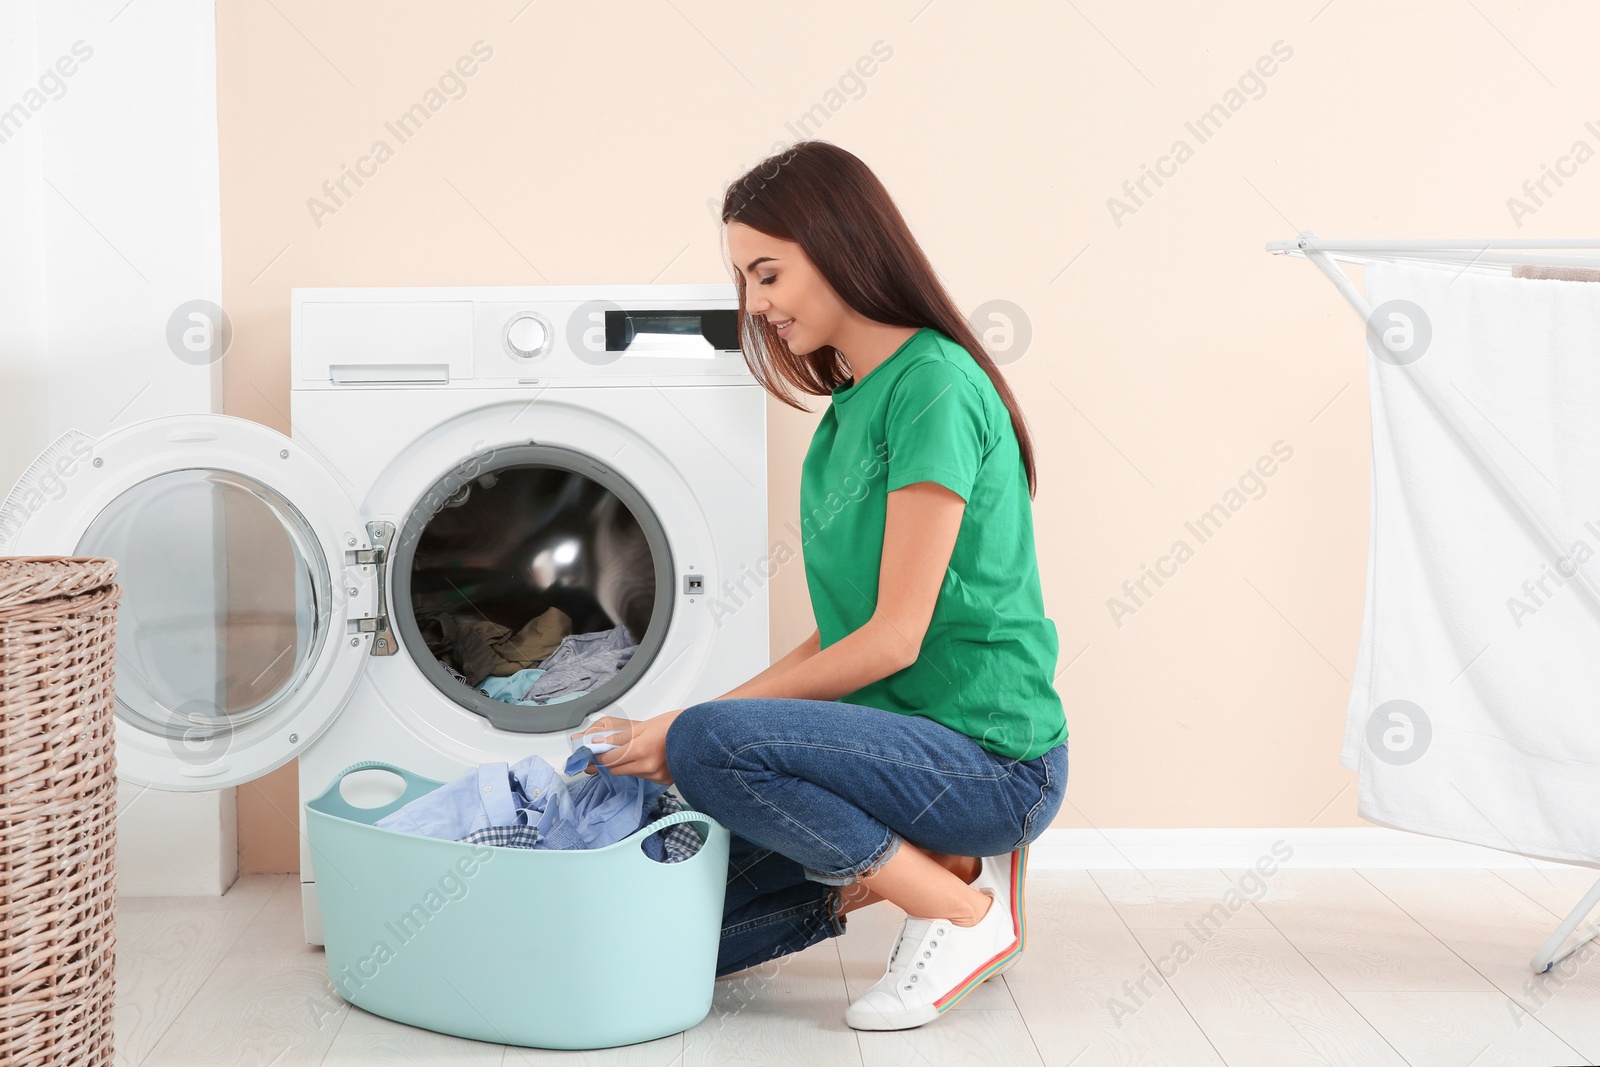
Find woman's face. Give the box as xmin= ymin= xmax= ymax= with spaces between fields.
xmin=725 ymin=220 xmax=848 ymax=355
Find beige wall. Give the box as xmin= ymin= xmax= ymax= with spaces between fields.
xmin=220 ymin=1 xmax=1600 ymax=872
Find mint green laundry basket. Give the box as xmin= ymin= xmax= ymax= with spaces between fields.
xmin=305 ymin=759 xmax=730 ymax=1050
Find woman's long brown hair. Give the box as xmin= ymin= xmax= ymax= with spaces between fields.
xmin=719 ymin=140 xmax=1039 ymax=498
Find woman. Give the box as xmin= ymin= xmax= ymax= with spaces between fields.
xmin=569 ymin=140 xmax=1068 ymax=1032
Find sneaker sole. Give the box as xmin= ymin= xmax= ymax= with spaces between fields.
xmin=845 ymin=847 xmax=1030 ymax=1031
xmin=980 ymin=844 xmax=1027 ymax=978
xmin=845 ymin=1002 xmax=943 ymax=1030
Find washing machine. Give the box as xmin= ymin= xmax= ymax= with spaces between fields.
xmin=1 ymin=283 xmax=769 ymax=943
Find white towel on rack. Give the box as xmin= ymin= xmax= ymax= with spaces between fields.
xmin=1344 ymin=258 xmax=1600 ymax=867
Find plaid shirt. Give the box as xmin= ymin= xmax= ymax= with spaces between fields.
xmin=458 ymin=824 xmax=543 ymax=849
xmin=647 ymin=790 xmax=706 ymax=864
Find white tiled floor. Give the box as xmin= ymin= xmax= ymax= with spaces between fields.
xmin=113 ymin=868 xmax=1600 ymax=1065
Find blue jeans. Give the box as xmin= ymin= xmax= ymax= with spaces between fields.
xmin=663 ymin=697 xmax=1069 ymax=978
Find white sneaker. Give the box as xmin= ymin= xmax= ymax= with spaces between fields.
xmin=970 ymin=846 xmax=1029 ymax=976
xmin=844 ymin=884 xmax=1021 ymax=1031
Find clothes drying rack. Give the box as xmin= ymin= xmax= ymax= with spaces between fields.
xmin=1266 ymin=232 xmax=1600 ymax=975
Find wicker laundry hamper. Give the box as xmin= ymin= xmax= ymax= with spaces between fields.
xmin=0 ymin=557 xmax=121 ymax=1067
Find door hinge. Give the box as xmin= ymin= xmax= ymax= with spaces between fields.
xmin=345 ymin=520 xmax=395 ymax=657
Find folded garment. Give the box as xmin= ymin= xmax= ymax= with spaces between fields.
xmin=523 ymin=624 xmax=638 ymax=701
xmin=374 ymin=743 xmax=668 ymax=852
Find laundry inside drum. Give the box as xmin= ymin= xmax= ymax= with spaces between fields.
xmin=408 ymin=465 xmax=656 ymax=709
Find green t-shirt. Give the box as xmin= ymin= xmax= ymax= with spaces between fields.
xmin=798 ymin=326 xmax=1068 ymax=762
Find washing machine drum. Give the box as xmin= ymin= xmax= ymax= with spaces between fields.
xmin=390 ymin=445 xmax=674 ymax=733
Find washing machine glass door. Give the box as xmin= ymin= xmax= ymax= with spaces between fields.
xmin=0 ymin=415 xmax=373 ymax=790
xmin=390 ymin=443 xmax=675 ymax=733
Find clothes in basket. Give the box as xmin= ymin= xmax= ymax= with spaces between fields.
xmin=564 ymin=729 xmax=703 ymax=861
xmin=461 ymin=790 xmax=701 ymax=863
xmin=372 ymin=740 xmax=702 ymax=862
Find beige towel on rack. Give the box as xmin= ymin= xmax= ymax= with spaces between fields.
xmin=1512 ymin=263 xmax=1600 ymax=283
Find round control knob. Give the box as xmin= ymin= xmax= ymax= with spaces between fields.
xmin=504 ymin=313 xmax=550 ymax=359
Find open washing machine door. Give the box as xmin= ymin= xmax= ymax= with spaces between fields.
xmin=0 ymin=414 xmax=378 ymax=791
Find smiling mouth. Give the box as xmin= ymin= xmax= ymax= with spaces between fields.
xmin=770 ymin=317 xmax=794 ymax=329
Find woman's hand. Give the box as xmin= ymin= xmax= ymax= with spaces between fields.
xmin=569 ymin=710 xmax=684 ymax=785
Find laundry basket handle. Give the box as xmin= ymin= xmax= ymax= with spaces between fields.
xmin=310 ymin=759 xmax=443 ymax=822
xmin=635 ymin=809 xmax=717 ymax=837
xmin=629 ymin=808 xmax=723 ymax=861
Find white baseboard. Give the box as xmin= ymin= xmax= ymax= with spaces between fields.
xmin=1027 ymin=827 xmax=1600 ymax=871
